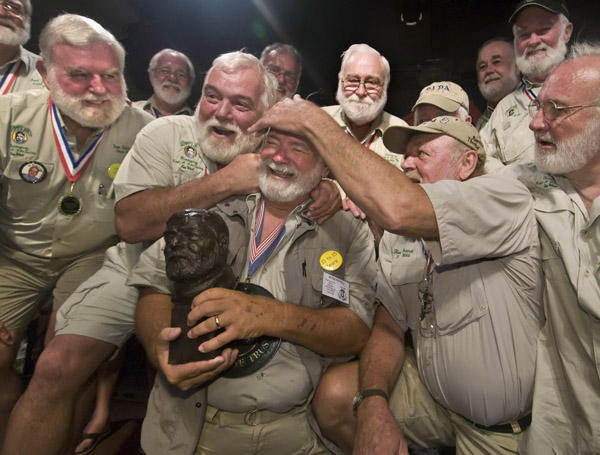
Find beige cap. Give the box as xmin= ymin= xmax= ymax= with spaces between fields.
xmin=411 ymin=81 xmax=470 ymax=113
xmin=383 ymin=116 xmax=486 ymax=163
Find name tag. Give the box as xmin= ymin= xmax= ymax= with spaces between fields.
xmin=322 ymin=272 xmax=350 ymax=306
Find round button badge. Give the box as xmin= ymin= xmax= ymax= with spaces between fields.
xmin=320 ymin=250 xmax=343 ymax=271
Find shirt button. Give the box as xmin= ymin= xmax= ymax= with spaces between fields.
xmin=195 ymin=402 xmax=202 ymax=408
xmin=585 ymin=271 xmax=590 ymax=278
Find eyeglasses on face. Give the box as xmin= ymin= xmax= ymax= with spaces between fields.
xmin=343 ymin=77 xmax=383 ymax=94
xmin=154 ymin=67 xmax=190 ymax=81
xmin=0 ymin=0 xmax=25 ymax=18
xmin=528 ymin=99 xmax=600 ymax=121
xmin=265 ymin=64 xmax=298 ymax=84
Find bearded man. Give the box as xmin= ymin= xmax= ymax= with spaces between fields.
xmin=133 ymin=48 xmax=195 ymax=118
xmin=480 ymin=0 xmax=572 ymax=170
xmin=129 ymin=127 xmax=376 ymax=455
xmin=0 ymin=0 xmax=44 ymax=94
xmin=2 ymin=50 xmax=340 ymax=455
xmin=0 ymin=13 xmax=153 ymax=444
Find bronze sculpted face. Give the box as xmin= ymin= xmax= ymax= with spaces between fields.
xmin=164 ymin=209 xmax=229 ymax=283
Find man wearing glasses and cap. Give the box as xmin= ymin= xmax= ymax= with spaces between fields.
xmin=480 ymin=0 xmax=572 ymax=171
xmin=0 ymin=0 xmax=44 ymax=94
xmin=251 ymin=101 xmax=543 ymax=453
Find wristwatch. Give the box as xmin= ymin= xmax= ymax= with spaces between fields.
xmin=352 ymin=389 xmax=389 ymax=412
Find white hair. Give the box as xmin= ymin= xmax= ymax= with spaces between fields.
xmin=339 ymin=44 xmax=391 ymax=90
xmin=148 ymin=48 xmax=195 ymax=85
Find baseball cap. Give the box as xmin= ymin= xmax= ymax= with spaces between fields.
xmin=383 ymin=116 xmax=486 ymax=163
xmin=411 ymin=81 xmax=470 ymax=113
xmin=509 ymin=0 xmax=569 ymax=24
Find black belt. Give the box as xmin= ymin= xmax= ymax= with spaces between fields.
xmin=471 ymin=413 xmax=532 ymax=434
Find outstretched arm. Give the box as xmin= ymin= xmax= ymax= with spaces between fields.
xmin=250 ymin=97 xmax=438 ymax=239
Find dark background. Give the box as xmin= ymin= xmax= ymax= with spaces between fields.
xmin=28 ymin=0 xmax=600 ymax=120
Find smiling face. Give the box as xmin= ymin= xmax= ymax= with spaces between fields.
xmin=258 ymin=129 xmax=327 ymax=205
xmin=400 ymin=134 xmax=465 ymax=184
xmin=513 ymin=7 xmax=572 ymax=82
xmin=196 ymin=66 xmax=265 ymax=164
xmin=0 ymin=0 xmax=30 ymax=46
xmin=477 ymin=40 xmax=520 ymax=105
xmin=42 ymin=42 xmax=126 ymax=128
xmin=150 ymin=52 xmax=192 ymax=106
xmin=262 ymin=49 xmax=300 ymax=100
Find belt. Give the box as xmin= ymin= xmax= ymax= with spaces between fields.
xmin=205 ymin=404 xmax=305 ymax=426
xmin=471 ymin=413 xmax=532 ymax=434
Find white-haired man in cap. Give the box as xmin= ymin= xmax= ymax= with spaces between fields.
xmin=0 ymin=13 xmax=153 ymax=443
xmin=505 ymin=41 xmax=600 ymax=455
xmin=249 ymin=98 xmax=544 ymax=454
xmin=133 ymin=48 xmax=195 ymax=118
xmin=411 ymin=80 xmax=472 ymax=126
xmin=260 ymin=42 xmax=302 ymax=101
xmin=480 ymin=0 xmax=572 ymax=170
xmin=475 ymin=37 xmax=520 ymax=130
xmin=0 ymin=0 xmax=44 ymax=94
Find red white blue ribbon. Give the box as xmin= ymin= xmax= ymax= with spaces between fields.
xmin=0 ymin=60 xmax=24 ymax=95
xmin=49 ymin=95 xmax=105 ymax=182
xmin=248 ymin=198 xmax=287 ymax=277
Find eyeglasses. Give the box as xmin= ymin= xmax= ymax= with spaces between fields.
xmin=154 ymin=67 xmax=190 ymax=81
xmin=343 ymin=77 xmax=383 ymax=94
xmin=265 ymin=64 xmax=298 ymax=84
xmin=528 ymin=99 xmax=600 ymax=121
xmin=0 ymin=0 xmax=25 ymax=18
xmin=418 ymin=271 xmax=436 ymax=338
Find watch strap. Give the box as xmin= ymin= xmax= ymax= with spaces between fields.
xmin=353 ymin=388 xmax=389 ymax=412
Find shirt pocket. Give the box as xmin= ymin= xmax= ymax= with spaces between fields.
xmin=302 ymin=246 xmax=347 ymax=309
xmin=2 ymin=159 xmax=56 ymax=213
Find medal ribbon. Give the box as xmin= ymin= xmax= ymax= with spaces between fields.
xmin=247 ymin=198 xmax=287 ymax=277
xmin=0 ymin=60 xmax=24 ymax=95
xmin=49 ymin=95 xmax=105 ymax=182
xmin=519 ymin=81 xmax=537 ymax=102
xmin=363 ymin=131 xmax=377 ymax=149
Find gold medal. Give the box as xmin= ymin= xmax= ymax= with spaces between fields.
xmin=58 ymin=182 xmax=82 ymax=216
xmin=320 ymin=250 xmax=343 ymax=271
xmin=107 ymin=163 xmax=120 ymax=180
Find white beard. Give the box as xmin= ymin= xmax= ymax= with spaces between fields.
xmin=258 ymin=158 xmax=324 ymax=203
xmin=196 ymin=115 xmax=262 ymax=165
xmin=515 ymin=36 xmax=567 ymax=82
xmin=47 ymin=69 xmax=127 ymax=129
xmin=336 ymin=82 xmax=387 ymax=126
xmin=479 ymin=70 xmax=520 ymax=102
xmin=150 ymin=75 xmax=190 ymax=106
xmin=0 ymin=18 xmax=30 ymax=46
xmin=534 ymin=117 xmax=600 ymax=174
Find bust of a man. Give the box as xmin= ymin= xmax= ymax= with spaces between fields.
xmin=164 ymin=209 xmax=236 ymax=363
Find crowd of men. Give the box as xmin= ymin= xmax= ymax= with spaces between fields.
xmin=0 ymin=0 xmax=598 ymax=454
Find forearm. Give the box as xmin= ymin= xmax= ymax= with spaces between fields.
xmin=135 ymin=288 xmax=173 ymax=368
xmin=115 ymin=168 xmax=246 ymax=243
xmin=276 ymin=302 xmax=370 ymax=356
xmin=358 ymin=305 xmax=405 ymax=394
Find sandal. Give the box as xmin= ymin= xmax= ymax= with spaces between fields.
xmin=74 ymin=426 xmax=112 ymax=455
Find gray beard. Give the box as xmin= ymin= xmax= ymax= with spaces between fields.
xmin=535 ymin=118 xmax=600 ymax=174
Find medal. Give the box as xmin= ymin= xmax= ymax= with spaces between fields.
xmin=58 ymin=182 xmax=82 ymax=216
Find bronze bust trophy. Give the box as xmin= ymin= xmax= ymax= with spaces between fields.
xmin=164 ymin=209 xmax=236 ymax=364
xmin=164 ymin=208 xmax=281 ymax=374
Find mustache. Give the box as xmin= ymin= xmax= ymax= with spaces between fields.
xmin=203 ymin=118 xmax=242 ymax=134
xmin=263 ymin=159 xmax=299 ymax=177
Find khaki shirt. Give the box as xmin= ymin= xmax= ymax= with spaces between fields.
xmin=0 ymin=90 xmax=153 ymax=259
xmin=132 ymin=94 xmax=193 ymax=118
xmin=377 ymin=174 xmax=543 ymax=426
xmin=128 ymin=195 xmax=377 ymax=455
xmin=322 ymin=105 xmax=407 ymax=169
xmin=114 ymin=115 xmax=217 ymax=202
xmin=475 ymin=104 xmax=493 ymax=131
xmin=480 ymin=78 xmax=541 ymax=172
xmin=506 ymin=166 xmax=600 ymax=455
xmin=0 ymin=47 xmax=45 ymax=94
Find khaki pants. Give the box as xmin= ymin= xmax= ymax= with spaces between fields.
xmin=195 ymin=403 xmax=331 ymax=455
xmin=390 ymin=350 xmax=526 ymax=455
